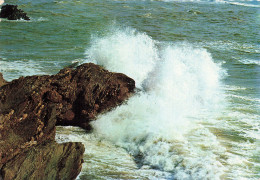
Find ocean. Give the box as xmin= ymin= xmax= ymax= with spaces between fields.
xmin=0 ymin=0 xmax=259 ymax=179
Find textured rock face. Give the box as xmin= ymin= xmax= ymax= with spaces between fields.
xmin=0 ymin=63 xmax=135 ymax=179
xmin=0 ymin=4 xmax=30 ymax=21
xmin=0 ymin=104 xmax=56 ymax=167
xmin=54 ymin=63 xmax=135 ymax=129
xmin=0 ymin=63 xmax=135 ymax=130
xmin=0 ymin=142 xmax=84 ymax=180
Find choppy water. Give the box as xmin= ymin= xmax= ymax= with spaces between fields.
xmin=1 ymin=0 xmax=259 ymax=179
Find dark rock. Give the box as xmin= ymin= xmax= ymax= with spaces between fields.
xmin=55 ymin=63 xmax=135 ymax=128
xmin=0 ymin=63 xmax=135 ymax=129
xmin=45 ymin=90 xmax=63 ymax=103
xmin=0 ymin=4 xmax=30 ymax=21
xmin=0 ymin=142 xmax=84 ymax=180
xmin=0 ymin=63 xmax=135 ymax=179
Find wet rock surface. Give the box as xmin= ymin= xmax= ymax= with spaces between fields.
xmin=0 ymin=63 xmax=135 ymax=179
xmin=0 ymin=4 xmax=30 ymax=21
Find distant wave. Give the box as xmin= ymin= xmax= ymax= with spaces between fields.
xmin=151 ymin=0 xmax=260 ymax=7
xmin=228 ymin=1 xmax=260 ymax=7
xmin=238 ymin=59 xmax=260 ymax=65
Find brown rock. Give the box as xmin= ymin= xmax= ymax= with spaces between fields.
xmin=0 ymin=105 xmax=56 ymax=167
xmin=0 ymin=63 xmax=135 ymax=129
xmin=54 ymin=63 xmax=135 ymax=127
xmin=63 ymin=110 xmax=75 ymax=121
xmin=0 ymin=142 xmax=84 ymax=180
xmin=0 ymin=73 xmax=7 ymax=87
xmin=45 ymin=90 xmax=63 ymax=103
xmin=0 ymin=63 xmax=135 ymax=179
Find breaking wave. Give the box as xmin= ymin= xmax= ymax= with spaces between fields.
xmin=84 ymin=27 xmax=228 ymax=179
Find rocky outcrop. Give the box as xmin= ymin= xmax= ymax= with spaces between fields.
xmin=0 ymin=63 xmax=135 ymax=179
xmin=0 ymin=63 xmax=135 ymax=129
xmin=0 ymin=4 xmax=30 ymax=21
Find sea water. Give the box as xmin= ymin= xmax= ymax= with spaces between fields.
xmin=1 ymin=0 xmax=259 ymax=179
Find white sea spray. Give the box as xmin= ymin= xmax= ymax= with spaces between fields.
xmin=85 ymin=27 xmax=159 ymax=89
xmin=86 ymin=27 xmax=227 ymax=179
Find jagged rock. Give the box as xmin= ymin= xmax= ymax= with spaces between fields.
xmin=54 ymin=63 xmax=135 ymax=129
xmin=0 ymin=142 xmax=84 ymax=180
xmin=0 ymin=63 xmax=135 ymax=130
xmin=0 ymin=63 xmax=135 ymax=179
xmin=0 ymin=4 xmax=30 ymax=21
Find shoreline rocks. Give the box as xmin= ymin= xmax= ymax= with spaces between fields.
xmin=0 ymin=63 xmax=135 ymax=179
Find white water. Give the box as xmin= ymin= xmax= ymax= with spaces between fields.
xmin=85 ymin=27 xmax=159 ymax=88
xmin=84 ymin=27 xmax=229 ymax=179
xmin=0 ymin=59 xmax=47 ymax=81
xmin=148 ymin=0 xmax=260 ymax=8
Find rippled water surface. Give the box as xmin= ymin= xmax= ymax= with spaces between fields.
xmin=1 ymin=0 xmax=259 ymax=179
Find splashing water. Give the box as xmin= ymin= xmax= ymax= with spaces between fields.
xmin=84 ymin=27 xmax=228 ymax=179
xmin=85 ymin=27 xmax=159 ymax=89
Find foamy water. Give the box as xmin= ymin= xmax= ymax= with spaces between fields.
xmin=82 ymin=27 xmax=259 ymax=179
xmin=0 ymin=59 xmax=46 ymax=81
xmin=82 ymin=27 xmax=229 ymax=179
